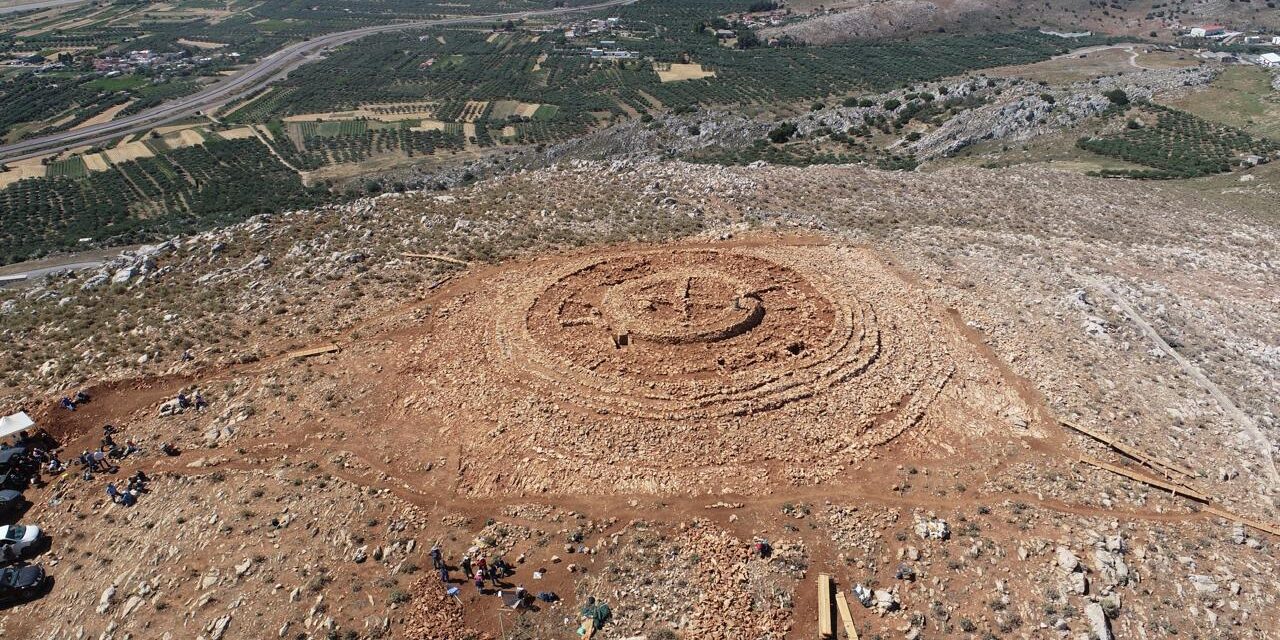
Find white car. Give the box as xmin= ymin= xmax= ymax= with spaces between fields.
xmin=0 ymin=524 xmax=42 ymax=561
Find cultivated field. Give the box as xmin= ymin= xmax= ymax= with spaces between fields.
xmin=1167 ymin=66 xmax=1280 ymax=141
xmin=655 ymin=62 xmax=716 ymax=83
xmin=0 ymin=157 xmax=46 ymax=188
xmin=103 ymin=140 xmax=154 ymax=163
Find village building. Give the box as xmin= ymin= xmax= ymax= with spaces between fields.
xmin=1189 ymin=24 xmax=1226 ymax=37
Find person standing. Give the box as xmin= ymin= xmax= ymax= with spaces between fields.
xmin=91 ymin=448 xmax=109 ymax=472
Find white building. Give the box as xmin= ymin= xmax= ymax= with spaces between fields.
xmin=1273 ymin=36 xmax=1280 ymax=45
xmin=1189 ymin=25 xmax=1225 ymax=37
xmin=1260 ymin=52 xmax=1280 ymax=68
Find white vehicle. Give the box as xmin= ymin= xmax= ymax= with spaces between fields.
xmin=0 ymin=524 xmax=42 ymax=561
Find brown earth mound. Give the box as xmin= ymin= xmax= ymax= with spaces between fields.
xmin=378 ymin=240 xmax=1034 ymax=497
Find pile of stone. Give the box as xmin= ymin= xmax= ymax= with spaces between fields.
xmin=673 ymin=522 xmax=796 ymax=640
xmin=402 ymin=577 xmax=490 ymax=640
xmin=914 ymin=516 xmax=950 ymax=541
xmin=591 ymin=521 xmax=797 ymax=639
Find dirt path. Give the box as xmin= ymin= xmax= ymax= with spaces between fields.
xmin=250 ymin=125 xmax=300 ymax=173
xmin=1088 ymin=276 xmax=1280 ymax=486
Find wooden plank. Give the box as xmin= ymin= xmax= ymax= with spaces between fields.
xmin=1078 ymin=456 xmax=1208 ymax=502
xmin=1115 ymin=441 xmax=1196 ymax=480
xmin=1063 ymin=420 xmax=1197 ymax=479
xmin=286 ymin=343 xmax=340 ymax=359
xmin=401 ymin=251 xmax=469 ymax=266
xmin=818 ymin=573 xmax=834 ymax=639
xmin=1074 ymin=435 xmax=1280 ymax=540
xmin=835 ymin=591 xmax=858 ymax=640
xmin=1203 ymin=505 xmax=1280 ymax=538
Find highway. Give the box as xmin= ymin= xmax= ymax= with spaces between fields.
xmin=0 ymin=0 xmax=90 ymax=15
xmin=0 ymin=260 xmax=103 ymax=287
xmin=0 ymin=0 xmax=634 ymax=164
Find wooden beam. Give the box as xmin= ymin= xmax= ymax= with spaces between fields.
xmin=1063 ymin=420 xmax=1198 ymax=480
xmin=835 ymin=591 xmax=858 ymax=640
xmin=401 ymin=252 xmax=469 ymax=266
xmin=1203 ymin=505 xmax=1280 ymax=538
xmin=286 ymin=343 xmax=340 ymax=359
xmin=1072 ymin=434 xmax=1280 ymax=540
xmin=818 ymin=574 xmax=834 ymax=639
xmin=1077 ymin=456 xmax=1209 ymax=502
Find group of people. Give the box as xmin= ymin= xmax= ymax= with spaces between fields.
xmin=175 ymin=391 xmax=207 ymax=412
xmin=76 ymin=425 xmax=142 ymax=480
xmin=90 ymin=425 xmax=154 ymax=507
xmin=57 ymin=391 xmax=91 ymax=412
xmin=36 ymin=417 xmax=156 ymax=508
xmin=104 ymin=470 xmax=149 ymax=507
xmin=429 ymin=543 xmax=580 ymax=618
xmin=3 ymin=428 xmax=58 ymax=489
xmin=431 ymin=545 xmax=517 ymax=590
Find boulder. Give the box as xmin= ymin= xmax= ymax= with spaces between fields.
xmin=1084 ymin=602 xmax=1111 ymax=640
xmin=111 ymin=267 xmax=136 ymax=285
xmin=96 ymin=585 xmax=116 ymax=614
xmin=914 ymin=518 xmax=950 ymax=540
xmin=1189 ymin=574 xmax=1218 ymax=595
xmin=1056 ymin=546 xmax=1081 ymax=572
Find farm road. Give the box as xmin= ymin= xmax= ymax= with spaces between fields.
xmin=0 ymin=0 xmax=636 ymax=163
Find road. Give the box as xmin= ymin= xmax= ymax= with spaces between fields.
xmin=0 ymin=0 xmax=89 ymax=14
xmin=0 ymin=0 xmax=634 ymax=164
xmin=0 ymin=260 xmax=103 ymax=287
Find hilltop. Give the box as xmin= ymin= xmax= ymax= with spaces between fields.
xmin=1 ymin=159 xmax=1277 ymax=638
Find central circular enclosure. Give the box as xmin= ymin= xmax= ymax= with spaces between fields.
xmin=503 ymin=248 xmax=882 ymax=419
xmin=599 ymin=271 xmax=764 ymax=345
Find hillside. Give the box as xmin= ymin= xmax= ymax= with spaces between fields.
xmin=1 ymin=0 xmax=1279 ymax=638
xmin=1 ymin=159 xmax=1278 ymax=639
xmin=762 ymin=0 xmax=1280 ymax=44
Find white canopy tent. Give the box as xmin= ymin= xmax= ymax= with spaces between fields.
xmin=0 ymin=411 xmax=35 ymax=440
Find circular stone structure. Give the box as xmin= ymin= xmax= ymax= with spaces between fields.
xmin=404 ymin=242 xmax=1008 ymax=496
xmin=502 ymin=249 xmax=880 ymax=420
xmin=598 ymin=269 xmax=765 ymax=346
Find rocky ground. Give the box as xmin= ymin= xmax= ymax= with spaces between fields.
xmin=760 ymin=0 xmax=1280 ymax=44
xmin=537 ymin=61 xmax=1219 ymax=169
xmin=0 ymin=158 xmax=1278 ymax=639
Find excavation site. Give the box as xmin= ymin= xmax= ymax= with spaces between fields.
xmin=1 ymin=162 xmax=1277 ymax=640
xmin=393 ymin=241 xmax=1020 ymax=497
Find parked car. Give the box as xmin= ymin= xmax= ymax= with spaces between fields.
xmin=0 ymin=490 xmax=25 ymax=518
xmin=0 ymin=448 xmax=26 ymax=473
xmin=0 ymin=473 xmax=26 ymax=492
xmin=0 ymin=564 xmax=47 ymax=606
xmin=0 ymin=525 xmax=43 ymax=562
